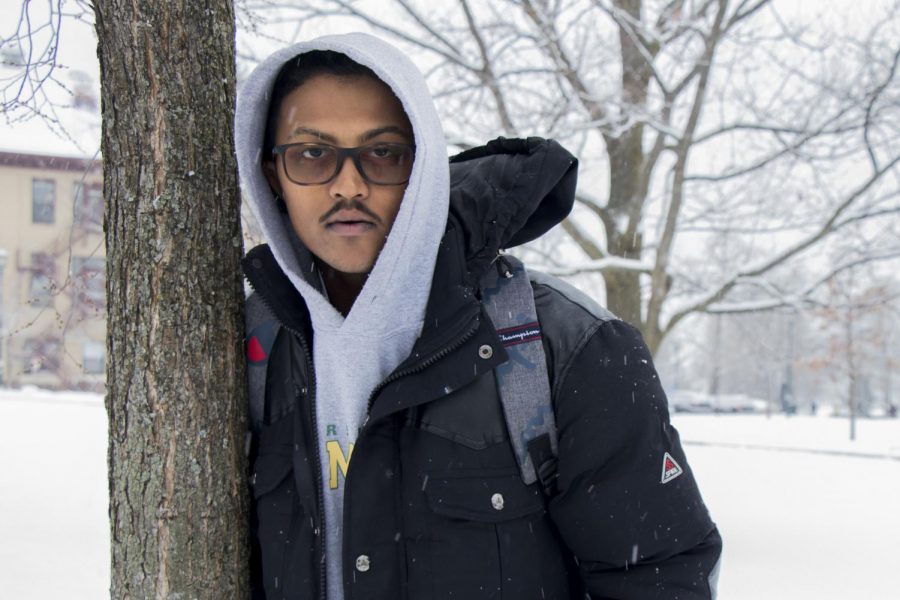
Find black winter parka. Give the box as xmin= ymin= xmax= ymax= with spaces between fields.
xmin=244 ymin=138 xmax=722 ymax=600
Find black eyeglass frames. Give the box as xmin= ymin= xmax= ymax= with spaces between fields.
xmin=271 ymin=142 xmax=415 ymax=186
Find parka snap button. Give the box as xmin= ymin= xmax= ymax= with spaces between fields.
xmin=478 ymin=344 xmax=493 ymax=359
xmin=491 ymin=493 xmax=505 ymax=510
xmin=355 ymin=554 xmax=371 ymax=572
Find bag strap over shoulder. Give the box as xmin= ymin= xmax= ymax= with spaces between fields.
xmin=480 ymin=254 xmax=559 ymax=496
xmin=245 ymin=292 xmax=281 ymax=433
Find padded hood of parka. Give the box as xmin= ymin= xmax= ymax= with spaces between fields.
xmin=448 ymin=137 xmax=578 ymax=284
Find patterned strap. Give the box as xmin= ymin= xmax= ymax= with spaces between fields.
xmin=480 ymin=254 xmax=558 ymax=488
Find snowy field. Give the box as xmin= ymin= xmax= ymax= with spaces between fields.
xmin=1 ymin=388 xmax=898 ymax=599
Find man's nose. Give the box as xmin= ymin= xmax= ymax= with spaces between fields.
xmin=329 ymin=155 xmax=368 ymax=199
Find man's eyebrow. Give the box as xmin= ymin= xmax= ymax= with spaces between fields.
xmin=359 ymin=126 xmax=412 ymax=143
xmin=286 ymin=127 xmax=337 ymax=143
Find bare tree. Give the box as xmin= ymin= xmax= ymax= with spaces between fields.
xmin=262 ymin=0 xmax=900 ymax=353
xmin=94 ymin=0 xmax=250 ymax=597
xmin=6 ymin=0 xmax=251 ymax=593
xmin=1 ymin=0 xmax=98 ymax=151
xmin=802 ymin=271 xmax=900 ymax=437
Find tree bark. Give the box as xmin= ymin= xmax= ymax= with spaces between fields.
xmin=600 ymin=0 xmax=652 ymax=335
xmin=95 ymin=1 xmax=249 ymax=598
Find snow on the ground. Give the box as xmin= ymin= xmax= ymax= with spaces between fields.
xmin=674 ymin=412 xmax=900 ymax=459
xmin=1 ymin=388 xmax=898 ymax=599
xmin=673 ymin=414 xmax=900 ymax=600
xmin=0 ymin=388 xmax=109 ymax=599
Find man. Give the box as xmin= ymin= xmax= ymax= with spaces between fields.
xmin=236 ymin=33 xmax=721 ymax=600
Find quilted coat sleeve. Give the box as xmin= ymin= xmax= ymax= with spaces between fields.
xmin=547 ymin=318 xmax=722 ymax=599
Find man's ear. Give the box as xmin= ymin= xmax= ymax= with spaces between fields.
xmin=263 ymin=160 xmax=282 ymax=197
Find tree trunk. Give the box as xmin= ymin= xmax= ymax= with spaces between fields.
xmin=602 ymin=268 xmax=643 ymax=333
xmin=95 ymin=1 xmax=249 ymax=597
xmin=602 ymin=127 xmax=647 ymax=331
xmin=601 ymin=0 xmax=653 ymax=339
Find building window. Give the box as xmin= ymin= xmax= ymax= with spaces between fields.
xmin=28 ymin=253 xmax=56 ymax=303
xmin=72 ymin=256 xmax=105 ymax=311
xmin=82 ymin=341 xmax=105 ymax=374
xmin=22 ymin=336 xmax=61 ymax=374
xmin=32 ymin=179 xmax=56 ymax=224
xmin=74 ymin=181 xmax=103 ymax=230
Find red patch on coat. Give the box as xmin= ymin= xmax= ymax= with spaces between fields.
xmin=247 ymin=336 xmax=267 ymax=363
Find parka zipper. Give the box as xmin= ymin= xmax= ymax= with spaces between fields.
xmin=244 ymin=277 xmax=328 ymax=600
xmin=295 ymin=331 xmax=327 ymax=600
xmin=342 ymin=311 xmax=481 ymax=599
xmin=361 ymin=313 xmax=481 ymax=426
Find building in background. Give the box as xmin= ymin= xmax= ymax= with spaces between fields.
xmin=0 ymin=151 xmax=104 ymax=391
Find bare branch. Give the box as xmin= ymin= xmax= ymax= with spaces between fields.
xmin=545 ymin=255 xmax=654 ymax=277
xmin=594 ymin=0 xmax=668 ymax=94
xmin=724 ymin=0 xmax=772 ymax=30
xmin=395 ymin=0 xmax=470 ymax=60
xmin=520 ymin=0 xmax=608 ymax=127
xmin=560 ymin=217 xmax=606 ymax=260
xmin=646 ymin=0 xmax=730 ymax=341
xmin=309 ymin=0 xmax=474 ymax=69
xmin=1 ymin=0 xmax=66 ymax=115
xmin=458 ymin=0 xmax=517 ymax=135
xmin=652 ymin=0 xmax=719 ymax=46
xmin=862 ymin=44 xmax=900 ymax=171
xmin=705 ymin=250 xmax=900 ymax=314
xmin=835 ymin=205 xmax=900 ymax=229
xmin=685 ymin=104 xmax=859 ymax=182
xmin=692 ymin=120 xmax=861 ymax=146
xmin=665 ymin=152 xmax=900 ymax=330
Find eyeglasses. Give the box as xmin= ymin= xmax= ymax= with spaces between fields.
xmin=272 ymin=142 xmax=415 ymax=186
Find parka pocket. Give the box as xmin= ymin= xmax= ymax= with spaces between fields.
xmin=252 ymin=414 xmax=296 ymax=512
xmin=412 ymin=372 xmax=509 ymax=450
xmin=251 ymin=415 xmax=300 ymax=597
xmin=424 ymin=468 xmax=544 ymax=522
xmin=252 ymin=453 xmax=293 ymax=508
xmin=407 ymin=469 xmax=561 ymax=599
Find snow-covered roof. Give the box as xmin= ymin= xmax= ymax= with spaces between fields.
xmin=0 ymin=111 xmax=100 ymax=160
xmin=0 ymin=150 xmax=100 ymax=172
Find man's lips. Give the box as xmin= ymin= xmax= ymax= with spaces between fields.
xmin=327 ymin=222 xmax=375 ymax=236
xmin=325 ymin=212 xmax=376 ymax=236
xmin=324 ymin=209 xmax=376 ymax=225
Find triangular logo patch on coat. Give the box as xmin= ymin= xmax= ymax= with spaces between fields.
xmin=246 ymin=319 xmax=278 ymax=366
xmin=246 ymin=336 xmax=267 ymax=363
xmin=660 ymin=452 xmax=683 ymax=484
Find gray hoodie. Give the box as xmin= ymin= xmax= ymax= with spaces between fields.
xmin=235 ymin=33 xmax=449 ymax=600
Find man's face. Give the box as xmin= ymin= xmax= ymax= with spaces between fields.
xmin=265 ymin=74 xmax=413 ymax=276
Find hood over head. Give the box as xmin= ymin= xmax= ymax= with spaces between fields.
xmin=235 ymin=32 xmax=449 ymax=335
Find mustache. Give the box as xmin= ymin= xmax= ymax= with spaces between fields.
xmin=319 ymin=199 xmax=383 ymax=225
